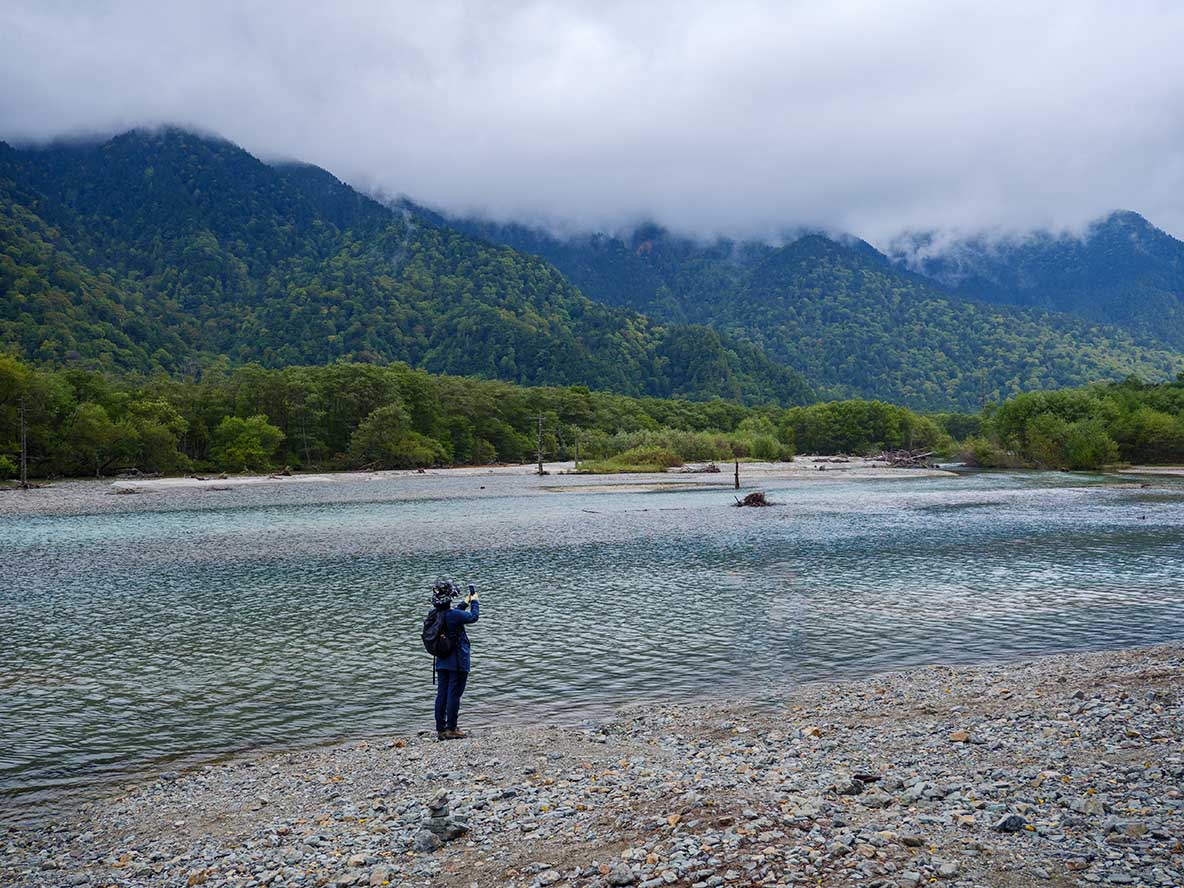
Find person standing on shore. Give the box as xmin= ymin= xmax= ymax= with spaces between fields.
xmin=427 ymin=580 xmax=480 ymax=740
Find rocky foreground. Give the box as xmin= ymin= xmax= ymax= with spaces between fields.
xmin=3 ymin=646 xmax=1181 ymax=888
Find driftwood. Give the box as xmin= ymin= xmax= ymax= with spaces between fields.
xmin=875 ymin=449 xmax=937 ymax=468
xmin=679 ymin=463 xmax=721 ymax=474
xmin=734 ymin=491 xmax=773 ymax=507
xmin=116 ymin=468 xmax=162 ymax=479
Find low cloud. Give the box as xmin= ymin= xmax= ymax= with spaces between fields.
xmin=3 ymin=1 xmax=1184 ymax=244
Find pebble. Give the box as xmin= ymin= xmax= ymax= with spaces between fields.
xmin=2 ymin=644 xmax=1180 ymax=888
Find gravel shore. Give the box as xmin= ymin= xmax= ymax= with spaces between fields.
xmin=3 ymin=645 xmax=1181 ymax=888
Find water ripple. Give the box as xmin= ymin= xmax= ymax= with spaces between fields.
xmin=2 ymin=470 xmax=1183 ymax=817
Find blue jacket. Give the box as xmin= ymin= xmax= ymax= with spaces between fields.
xmin=434 ymin=599 xmax=479 ymax=672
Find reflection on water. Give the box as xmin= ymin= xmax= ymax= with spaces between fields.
xmin=1 ymin=469 xmax=1182 ymax=815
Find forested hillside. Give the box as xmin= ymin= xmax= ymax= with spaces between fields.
xmin=457 ymin=219 xmax=1184 ymax=410
xmin=891 ymin=212 xmax=1184 ymax=349
xmin=0 ymin=130 xmax=812 ymax=406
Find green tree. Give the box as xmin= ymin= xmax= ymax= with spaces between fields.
xmin=67 ymin=402 xmax=118 ymax=476
xmin=119 ymin=399 xmax=190 ymax=473
xmin=349 ymin=403 xmax=447 ymax=468
xmin=211 ymin=414 xmax=284 ymax=471
xmin=1065 ymin=419 xmax=1120 ymax=469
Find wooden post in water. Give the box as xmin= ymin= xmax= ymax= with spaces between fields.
xmin=734 ymin=456 xmax=740 ymax=490
xmin=19 ymin=395 xmax=28 ymax=489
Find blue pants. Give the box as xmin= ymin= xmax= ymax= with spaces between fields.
xmin=434 ymin=668 xmax=469 ymax=732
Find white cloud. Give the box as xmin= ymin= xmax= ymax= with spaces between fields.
xmin=3 ymin=0 xmax=1183 ymax=244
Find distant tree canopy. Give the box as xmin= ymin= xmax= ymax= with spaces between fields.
xmin=965 ymin=375 xmax=1184 ymax=469
xmin=2 ymin=355 xmax=1181 ymax=480
xmin=0 ymin=354 xmax=806 ymax=477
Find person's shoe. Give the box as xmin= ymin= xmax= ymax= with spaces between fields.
xmin=442 ymin=729 xmax=468 ymax=740
xmin=436 ymin=730 xmax=447 ymax=741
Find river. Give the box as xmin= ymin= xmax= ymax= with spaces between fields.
xmin=2 ymin=464 xmax=1182 ymax=819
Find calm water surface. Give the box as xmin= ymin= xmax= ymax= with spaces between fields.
xmin=2 ymin=467 xmax=1182 ymax=818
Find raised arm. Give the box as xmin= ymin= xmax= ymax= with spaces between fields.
xmin=455 ymin=597 xmax=479 ymax=624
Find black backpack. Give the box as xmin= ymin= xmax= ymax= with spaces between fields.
xmin=421 ymin=609 xmax=453 ymax=658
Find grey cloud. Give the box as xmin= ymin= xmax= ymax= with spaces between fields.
xmin=3 ymin=0 xmax=1184 ymax=245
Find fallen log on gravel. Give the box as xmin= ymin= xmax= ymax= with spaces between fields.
xmin=734 ymin=491 xmax=773 ymax=507
xmin=875 ymin=449 xmax=937 ymax=468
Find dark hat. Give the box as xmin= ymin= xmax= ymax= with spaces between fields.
xmin=431 ymin=579 xmax=458 ymax=607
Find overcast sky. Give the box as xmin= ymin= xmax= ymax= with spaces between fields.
xmin=2 ymin=1 xmax=1184 ymax=244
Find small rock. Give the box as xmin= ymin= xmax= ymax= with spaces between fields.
xmin=935 ymin=859 xmax=959 ymax=878
xmin=835 ymin=777 xmax=865 ymax=795
xmin=993 ymin=813 xmax=1027 ymax=833
xmin=413 ymin=829 xmax=442 ymax=853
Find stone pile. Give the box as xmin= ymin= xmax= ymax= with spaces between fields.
xmin=413 ymin=789 xmax=469 ymax=852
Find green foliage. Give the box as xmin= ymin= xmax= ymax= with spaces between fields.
xmin=464 ymin=221 xmax=1184 ymax=410
xmin=24 ymin=353 xmax=1176 ymax=481
xmin=0 ymin=130 xmax=812 ymax=407
xmin=897 ymin=212 xmax=1184 ymax=351
xmin=580 ymin=445 xmax=685 ymax=473
xmin=350 ymin=403 xmax=448 ymax=468
xmin=933 ymin=412 xmax=982 ymax=441
xmin=0 ymin=454 xmax=15 ymax=479
xmin=0 ymin=356 xmax=855 ymax=481
xmin=212 ymin=414 xmax=284 ymax=471
xmin=970 ymin=376 xmax=1184 ymax=469
xmin=66 ymin=402 xmax=118 ymax=477
xmin=1065 ymin=419 xmax=1120 ymax=470
xmin=958 ymin=436 xmax=1025 ymax=469
xmin=587 ymin=426 xmax=793 ymax=464
xmin=782 ymin=399 xmax=952 ymax=455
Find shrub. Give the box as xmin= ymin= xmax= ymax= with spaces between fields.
xmin=960 ymin=436 xmax=1026 ymax=468
xmin=609 ymin=445 xmax=683 ymax=468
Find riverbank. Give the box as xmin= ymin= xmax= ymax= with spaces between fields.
xmin=0 ymin=457 xmax=960 ymax=516
xmin=104 ymin=457 xmax=955 ymax=494
xmin=1118 ymin=465 xmax=1184 ymax=478
xmin=3 ymin=645 xmax=1180 ymax=888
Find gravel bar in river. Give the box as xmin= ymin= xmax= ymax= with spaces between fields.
xmin=2 ymin=644 xmax=1181 ymax=888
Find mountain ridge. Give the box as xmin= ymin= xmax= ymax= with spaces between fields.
xmin=4 ymin=127 xmax=1183 ymax=413
xmin=888 ymin=210 xmax=1184 ymax=349
xmin=452 ymin=215 xmax=1184 ymax=410
xmin=0 ymin=128 xmax=814 ymax=406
